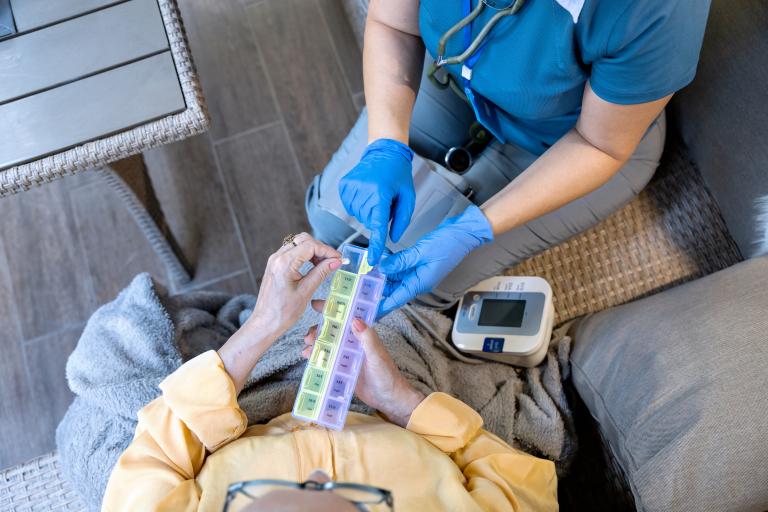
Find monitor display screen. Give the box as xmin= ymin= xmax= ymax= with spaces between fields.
xmin=478 ymin=299 xmax=525 ymax=328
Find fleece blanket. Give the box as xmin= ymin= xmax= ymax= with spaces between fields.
xmin=56 ymin=272 xmax=576 ymax=510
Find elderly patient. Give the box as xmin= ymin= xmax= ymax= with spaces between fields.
xmin=102 ymin=234 xmax=557 ymax=511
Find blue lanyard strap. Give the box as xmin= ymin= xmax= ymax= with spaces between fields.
xmin=460 ymin=0 xmax=493 ymax=86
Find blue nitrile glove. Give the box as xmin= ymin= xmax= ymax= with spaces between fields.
xmin=378 ymin=204 xmax=493 ymax=316
xmin=339 ymin=138 xmax=415 ymax=265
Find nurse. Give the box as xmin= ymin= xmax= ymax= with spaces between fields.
xmin=306 ymin=0 xmax=711 ymax=316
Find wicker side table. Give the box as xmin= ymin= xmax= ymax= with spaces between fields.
xmin=0 ymin=0 xmax=209 ymax=287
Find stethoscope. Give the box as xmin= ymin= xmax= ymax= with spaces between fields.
xmin=428 ymin=0 xmax=527 ymax=90
xmin=430 ymin=0 xmax=527 ymax=174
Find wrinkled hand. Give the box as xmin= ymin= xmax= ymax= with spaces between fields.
xmin=378 ymin=205 xmax=493 ymax=316
xmin=339 ymin=138 xmax=415 ymax=266
xmin=303 ymin=308 xmax=424 ymax=427
xmin=247 ymin=233 xmax=342 ymax=338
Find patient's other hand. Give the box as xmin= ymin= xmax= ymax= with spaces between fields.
xmin=303 ymin=311 xmax=425 ymax=428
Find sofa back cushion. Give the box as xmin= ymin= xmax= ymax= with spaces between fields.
xmin=571 ymin=256 xmax=768 ymax=511
xmin=669 ymin=0 xmax=768 ymax=257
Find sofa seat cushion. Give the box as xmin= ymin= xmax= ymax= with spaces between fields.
xmin=571 ymin=256 xmax=768 ymax=512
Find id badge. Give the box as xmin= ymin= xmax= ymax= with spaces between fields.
xmin=465 ymin=86 xmax=506 ymax=143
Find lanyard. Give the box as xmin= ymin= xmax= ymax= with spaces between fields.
xmin=460 ymin=0 xmax=490 ymax=87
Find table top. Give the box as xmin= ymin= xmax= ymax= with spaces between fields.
xmin=0 ymin=0 xmax=208 ymax=193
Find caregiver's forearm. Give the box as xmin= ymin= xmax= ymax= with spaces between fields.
xmin=217 ymin=316 xmax=279 ymax=394
xmin=480 ymin=128 xmax=628 ymax=235
xmin=363 ymin=8 xmax=424 ymax=144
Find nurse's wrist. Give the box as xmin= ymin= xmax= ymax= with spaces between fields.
xmin=367 ymin=122 xmax=409 ymax=146
xmin=480 ymin=203 xmax=514 ymax=237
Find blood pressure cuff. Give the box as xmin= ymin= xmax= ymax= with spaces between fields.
xmin=570 ymin=256 xmax=768 ymax=512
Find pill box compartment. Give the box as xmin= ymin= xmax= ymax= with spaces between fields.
xmin=340 ymin=245 xmax=365 ymax=274
xmin=331 ymin=270 xmax=357 ymax=297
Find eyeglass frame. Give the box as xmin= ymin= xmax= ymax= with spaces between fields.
xmin=223 ymin=478 xmax=394 ymax=512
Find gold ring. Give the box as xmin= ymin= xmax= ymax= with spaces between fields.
xmin=282 ymin=233 xmax=299 ymax=247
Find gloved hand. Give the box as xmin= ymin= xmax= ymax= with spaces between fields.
xmin=378 ymin=204 xmax=494 ymax=316
xmin=339 ymin=138 xmax=415 ymax=265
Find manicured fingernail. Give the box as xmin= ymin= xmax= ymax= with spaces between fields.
xmin=341 ymin=257 xmax=350 ymax=265
xmin=352 ymin=318 xmax=365 ymax=332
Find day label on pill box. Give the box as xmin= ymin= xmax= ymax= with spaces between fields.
xmin=291 ymin=244 xmax=385 ymax=430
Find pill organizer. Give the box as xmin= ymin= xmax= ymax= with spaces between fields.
xmin=292 ymin=244 xmax=385 ymax=430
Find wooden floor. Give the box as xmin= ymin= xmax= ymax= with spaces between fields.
xmin=0 ymin=0 xmax=363 ymax=469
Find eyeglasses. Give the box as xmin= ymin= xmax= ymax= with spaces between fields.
xmin=223 ymin=479 xmax=394 ymax=512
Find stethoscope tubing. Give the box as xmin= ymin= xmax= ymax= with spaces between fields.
xmin=434 ymin=0 xmax=526 ymax=69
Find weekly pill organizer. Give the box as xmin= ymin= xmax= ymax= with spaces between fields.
xmin=292 ymin=244 xmax=385 ymax=430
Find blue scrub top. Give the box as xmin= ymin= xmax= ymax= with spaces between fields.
xmin=419 ymin=0 xmax=711 ymax=156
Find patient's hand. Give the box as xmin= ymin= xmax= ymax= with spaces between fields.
xmin=248 ymin=233 xmax=342 ymax=338
xmin=303 ymin=311 xmax=425 ymax=427
xmin=220 ymin=234 xmax=341 ymax=393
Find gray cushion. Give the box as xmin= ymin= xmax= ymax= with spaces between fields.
xmin=571 ymin=256 xmax=768 ymax=512
xmin=669 ymin=0 xmax=768 ymax=257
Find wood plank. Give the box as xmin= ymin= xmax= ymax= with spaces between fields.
xmin=143 ymin=134 xmax=249 ymax=286
xmin=0 ymin=338 xmax=49 ymax=468
xmin=0 ymin=179 xmax=96 ymax=340
xmin=0 ymin=0 xmax=169 ymax=103
xmin=9 ymin=0 xmax=118 ymax=31
xmin=215 ymin=124 xmax=310 ymax=278
xmin=69 ymin=173 xmax=168 ymax=305
xmin=248 ymin=0 xmax=358 ymax=183
xmin=317 ymin=0 xmax=364 ymax=96
xmin=22 ymin=326 xmax=82 ymax=458
xmin=178 ymin=0 xmax=279 ymax=140
xmin=0 ymin=52 xmax=185 ymax=170
xmin=0 ymin=236 xmax=46 ymax=468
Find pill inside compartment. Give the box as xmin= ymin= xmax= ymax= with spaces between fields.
xmin=317 ymin=319 xmax=343 ymax=345
xmin=310 ymin=342 xmax=334 ymax=370
xmin=324 ymin=295 xmax=350 ymax=323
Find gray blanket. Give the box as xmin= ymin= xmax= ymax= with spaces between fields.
xmin=56 ymin=273 xmax=576 ymax=510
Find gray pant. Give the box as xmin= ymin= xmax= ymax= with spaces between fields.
xmin=306 ymin=69 xmax=666 ymax=307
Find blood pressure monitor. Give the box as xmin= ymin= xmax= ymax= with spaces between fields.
xmin=451 ymin=276 xmax=554 ymax=367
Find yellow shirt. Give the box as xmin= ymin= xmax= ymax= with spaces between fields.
xmin=102 ymin=351 xmax=557 ymax=511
